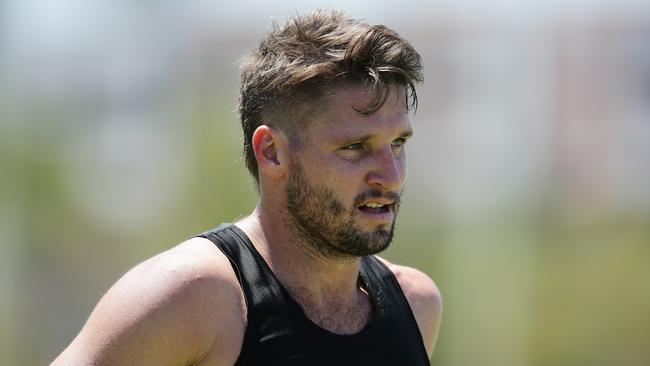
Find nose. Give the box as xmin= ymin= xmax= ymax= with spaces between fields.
xmin=365 ymin=147 xmax=405 ymax=192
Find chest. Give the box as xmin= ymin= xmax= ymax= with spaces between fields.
xmin=292 ymin=291 xmax=374 ymax=335
xmin=197 ymin=227 xmax=430 ymax=365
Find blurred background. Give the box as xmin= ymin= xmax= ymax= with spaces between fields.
xmin=1 ymin=0 xmax=649 ymax=365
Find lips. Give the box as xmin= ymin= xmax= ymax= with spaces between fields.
xmin=353 ymin=190 xmax=400 ymax=221
xmin=356 ymin=195 xmax=399 ymax=218
xmin=357 ymin=201 xmax=394 ymax=214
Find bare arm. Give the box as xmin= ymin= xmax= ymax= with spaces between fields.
xmin=51 ymin=238 xmax=246 ymax=366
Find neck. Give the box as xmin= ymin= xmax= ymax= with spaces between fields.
xmin=236 ymin=205 xmax=363 ymax=308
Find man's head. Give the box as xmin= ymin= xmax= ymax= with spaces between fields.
xmin=238 ymin=9 xmax=423 ymax=184
xmin=240 ymin=10 xmax=422 ymax=258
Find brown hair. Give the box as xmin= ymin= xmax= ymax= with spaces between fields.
xmin=238 ymin=9 xmax=423 ymax=183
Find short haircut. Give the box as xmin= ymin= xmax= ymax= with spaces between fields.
xmin=238 ymin=9 xmax=423 ymax=184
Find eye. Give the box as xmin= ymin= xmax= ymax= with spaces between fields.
xmin=342 ymin=142 xmax=365 ymax=151
xmin=391 ymin=138 xmax=408 ymax=148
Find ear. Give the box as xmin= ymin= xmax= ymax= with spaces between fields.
xmin=252 ymin=125 xmax=289 ymax=180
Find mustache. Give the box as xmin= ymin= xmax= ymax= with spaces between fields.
xmin=353 ymin=189 xmax=401 ymax=207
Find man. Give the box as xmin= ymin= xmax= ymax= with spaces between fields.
xmin=52 ymin=9 xmax=441 ymax=365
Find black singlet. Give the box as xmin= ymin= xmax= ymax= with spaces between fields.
xmin=198 ymin=224 xmax=430 ymax=366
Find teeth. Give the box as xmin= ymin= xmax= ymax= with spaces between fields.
xmin=365 ymin=203 xmax=385 ymax=208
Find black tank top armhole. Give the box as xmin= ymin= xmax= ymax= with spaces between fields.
xmin=361 ymin=255 xmax=431 ymax=364
xmin=194 ymin=224 xmax=259 ymax=365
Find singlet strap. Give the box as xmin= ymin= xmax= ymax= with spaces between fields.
xmin=197 ymin=224 xmax=296 ymax=363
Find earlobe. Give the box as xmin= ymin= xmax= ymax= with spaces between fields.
xmin=252 ymin=125 xmax=287 ymax=179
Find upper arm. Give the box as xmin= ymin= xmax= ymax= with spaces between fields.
xmin=51 ymin=238 xmax=246 ymax=366
xmin=379 ymin=258 xmax=443 ymax=358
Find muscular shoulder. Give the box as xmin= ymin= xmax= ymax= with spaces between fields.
xmin=376 ymin=257 xmax=443 ymax=358
xmin=53 ymin=237 xmax=245 ymax=366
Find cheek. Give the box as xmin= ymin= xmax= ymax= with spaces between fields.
xmin=310 ymin=161 xmax=365 ymax=199
xmin=329 ymin=161 xmax=368 ymax=184
xmin=302 ymin=152 xmax=377 ymax=191
xmin=320 ymin=166 xmax=359 ymax=190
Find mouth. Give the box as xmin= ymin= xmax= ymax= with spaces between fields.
xmin=353 ymin=190 xmax=401 ymax=223
xmin=357 ymin=200 xmax=395 ymax=218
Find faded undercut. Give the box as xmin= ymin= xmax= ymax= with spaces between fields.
xmin=238 ymin=9 xmax=423 ymax=184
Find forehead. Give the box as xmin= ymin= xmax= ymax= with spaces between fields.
xmin=303 ymin=84 xmax=412 ymax=140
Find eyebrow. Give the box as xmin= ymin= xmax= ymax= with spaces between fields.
xmin=333 ymin=128 xmax=414 ymax=145
xmin=400 ymin=129 xmax=414 ymax=139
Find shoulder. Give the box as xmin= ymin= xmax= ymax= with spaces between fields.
xmin=52 ymin=236 xmax=245 ymax=366
xmin=376 ymin=256 xmax=443 ymax=358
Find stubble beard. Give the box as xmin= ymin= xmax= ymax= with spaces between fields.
xmin=284 ymin=161 xmax=401 ymax=260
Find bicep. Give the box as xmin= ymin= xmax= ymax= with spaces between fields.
xmin=52 ymin=269 xmax=206 ymax=365
xmin=417 ymin=283 xmax=442 ymax=357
